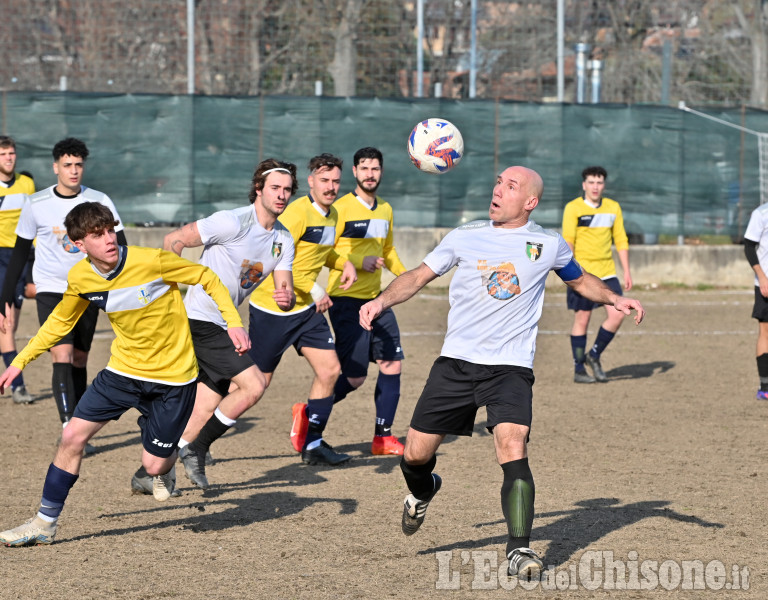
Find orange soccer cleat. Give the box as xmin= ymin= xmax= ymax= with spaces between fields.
xmin=290 ymin=403 xmax=309 ymax=452
xmin=371 ymin=434 xmax=404 ymax=456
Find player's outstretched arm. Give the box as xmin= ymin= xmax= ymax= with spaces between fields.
xmin=0 ymin=366 xmax=22 ymax=394
xmin=164 ymin=222 xmax=202 ymax=256
xmin=566 ymin=272 xmax=645 ymax=325
xmin=360 ymin=262 xmax=438 ymax=330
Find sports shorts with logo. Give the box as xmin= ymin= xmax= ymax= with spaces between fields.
xmin=328 ymin=295 xmax=404 ymax=379
xmin=248 ymin=306 xmax=335 ymax=374
xmin=410 ymin=357 xmax=534 ymax=436
xmin=189 ymin=318 xmax=255 ymax=397
xmin=74 ymin=369 xmax=196 ymax=458
xmin=36 ymin=291 xmax=100 ymax=350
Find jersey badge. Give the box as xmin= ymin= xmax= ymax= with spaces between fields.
xmin=526 ymin=242 xmax=543 ymax=262
xmin=478 ymin=260 xmax=521 ymax=301
xmin=240 ymin=260 xmax=264 ymax=290
xmin=54 ymin=227 xmax=81 ymax=254
xmin=271 ymin=242 xmax=282 ymax=259
xmin=137 ymin=288 xmax=151 ymax=305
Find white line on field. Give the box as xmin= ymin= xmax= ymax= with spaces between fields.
xmin=402 ymin=330 xmax=753 ymax=336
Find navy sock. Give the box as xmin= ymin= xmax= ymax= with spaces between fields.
xmin=400 ymin=455 xmax=437 ymax=501
xmin=305 ymin=394 xmax=334 ymax=446
xmin=333 ymin=376 xmax=357 ymax=404
xmin=72 ymin=366 xmax=88 ymax=403
xmin=52 ymin=363 xmax=76 ymax=423
xmin=374 ymin=372 xmax=400 ymax=436
xmin=501 ymin=457 xmax=535 ymax=556
xmin=39 ymin=463 xmax=79 ymax=520
xmin=590 ymin=326 xmax=616 ymax=358
xmin=570 ymin=335 xmax=587 ymax=372
xmin=2 ymin=351 xmax=24 ymax=389
xmin=757 ymin=354 xmax=768 ymax=391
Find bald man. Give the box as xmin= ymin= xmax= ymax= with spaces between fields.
xmin=360 ymin=166 xmax=645 ymax=582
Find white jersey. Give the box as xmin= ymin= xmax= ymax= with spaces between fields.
xmin=16 ymin=185 xmax=124 ymax=294
xmin=184 ymin=205 xmax=295 ymax=328
xmin=744 ymin=204 xmax=768 ymax=286
xmin=422 ymin=219 xmax=575 ymax=368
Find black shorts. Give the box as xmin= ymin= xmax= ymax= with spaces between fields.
xmin=567 ymin=276 xmax=623 ymax=311
xmin=410 ymin=357 xmax=535 ymax=437
xmin=189 ymin=319 xmax=255 ymax=397
xmin=0 ymin=247 xmax=27 ymax=308
xmin=73 ymin=369 xmax=195 ymax=458
xmin=247 ymin=306 xmax=335 ymax=374
xmin=753 ymin=287 xmax=768 ymax=321
xmin=36 ymin=291 xmax=99 ymax=351
xmin=328 ymin=295 xmax=404 ymax=378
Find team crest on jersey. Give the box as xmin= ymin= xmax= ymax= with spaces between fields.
xmin=271 ymin=242 xmax=282 ymax=258
xmin=137 ymin=288 xmax=151 ymax=305
xmin=54 ymin=227 xmax=81 ymax=254
xmin=239 ymin=260 xmax=264 ymax=290
xmin=526 ymin=242 xmax=543 ymax=262
xmin=478 ymin=260 xmax=521 ymax=300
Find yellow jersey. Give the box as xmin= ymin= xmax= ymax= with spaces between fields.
xmin=326 ymin=192 xmax=406 ymax=299
xmin=12 ymin=246 xmax=242 ymax=385
xmin=0 ymin=173 xmax=34 ymax=248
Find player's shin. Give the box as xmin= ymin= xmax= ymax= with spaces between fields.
xmin=374 ymin=372 xmax=400 ymax=437
xmin=52 ymin=363 xmax=76 ymax=423
xmin=500 ymin=457 xmax=535 ymax=555
xmin=304 ymin=395 xmax=334 ymax=448
xmin=400 ymin=454 xmax=437 ymax=500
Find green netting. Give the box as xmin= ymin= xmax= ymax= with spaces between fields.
xmin=2 ymin=92 xmax=766 ymax=238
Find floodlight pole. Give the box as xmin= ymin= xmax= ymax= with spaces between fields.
xmin=469 ymin=0 xmax=477 ymax=99
xmin=417 ymin=0 xmax=424 ymax=98
xmin=557 ymin=0 xmax=564 ymax=102
xmin=187 ymin=0 xmax=195 ymax=95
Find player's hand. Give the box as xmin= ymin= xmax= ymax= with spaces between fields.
xmin=624 ymin=273 xmax=633 ymax=292
xmin=273 ymin=281 xmax=295 ymax=310
xmin=359 ymin=299 xmax=384 ymax=331
xmin=315 ymin=293 xmax=333 ymax=313
xmin=227 ymin=327 xmax=251 ymax=356
xmin=362 ymin=256 xmax=385 ymax=273
xmin=0 ymin=366 xmax=22 ymax=394
xmin=0 ymin=303 xmax=15 ymax=334
xmin=339 ymin=260 xmax=357 ymax=290
xmin=24 ymin=282 xmax=36 ymax=299
xmin=759 ymin=274 xmax=768 ymax=298
xmin=613 ymin=296 xmax=645 ymax=325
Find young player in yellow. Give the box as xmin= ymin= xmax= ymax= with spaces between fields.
xmin=561 ymin=166 xmax=632 ymax=383
xmin=0 ymin=135 xmax=35 ymax=404
xmin=0 ymin=202 xmax=246 ymax=546
xmin=325 ymin=147 xmax=408 ymax=455
xmin=249 ymin=154 xmax=356 ymax=466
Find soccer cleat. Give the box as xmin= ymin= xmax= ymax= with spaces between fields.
xmin=83 ymin=442 xmax=97 ymax=457
xmin=573 ymin=370 xmax=595 ymax=384
xmin=11 ymin=386 xmax=33 ymax=405
xmin=507 ymin=547 xmax=544 ymax=581
xmin=205 ymin=450 xmax=215 ymax=466
xmin=153 ymin=467 xmax=180 ymax=502
xmin=401 ymin=473 xmax=442 ymax=536
xmin=585 ymin=354 xmax=608 ymax=382
xmin=301 ymin=440 xmax=351 ymax=466
xmin=131 ymin=466 xmax=181 ymax=499
xmin=179 ymin=445 xmax=210 ymax=489
xmin=371 ymin=434 xmax=404 ymax=455
xmin=290 ymin=403 xmax=309 ymax=453
xmin=0 ymin=516 xmax=57 ymax=547
xmin=757 ymin=390 xmax=768 ymax=401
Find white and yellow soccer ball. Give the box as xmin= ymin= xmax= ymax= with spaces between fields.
xmin=407 ymin=118 xmax=464 ymax=174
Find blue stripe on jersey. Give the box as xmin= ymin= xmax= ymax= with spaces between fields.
xmin=555 ymin=258 xmax=583 ymax=282
xmin=342 ymin=219 xmax=371 ymax=238
xmin=577 ymin=213 xmax=616 ymax=228
xmin=300 ymin=225 xmax=336 ymax=245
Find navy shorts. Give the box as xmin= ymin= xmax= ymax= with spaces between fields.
xmin=189 ymin=319 xmax=255 ymax=397
xmin=36 ymin=291 xmax=99 ymax=351
xmin=328 ymin=295 xmax=404 ymax=379
xmin=248 ymin=306 xmax=335 ymax=374
xmin=73 ymin=369 xmax=196 ymax=458
xmin=410 ymin=357 xmax=535 ymax=437
xmin=753 ymin=287 xmax=768 ymax=322
xmin=0 ymin=247 xmax=27 ymax=308
xmin=567 ymin=276 xmax=623 ymax=311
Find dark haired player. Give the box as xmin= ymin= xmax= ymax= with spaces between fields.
xmin=360 ymin=166 xmax=645 ymax=581
xmin=323 ymin=147 xmax=408 ymax=455
xmin=0 ymin=201 xmax=245 ymax=546
xmin=743 ymin=203 xmax=768 ymax=400
xmin=561 ymin=166 xmax=632 ymax=383
xmin=250 ymin=154 xmax=357 ymax=466
xmin=160 ymin=159 xmax=297 ymax=490
xmin=1 ymin=139 xmax=126 ymax=446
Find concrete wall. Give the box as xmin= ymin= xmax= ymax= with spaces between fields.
xmin=125 ymin=226 xmax=753 ymax=289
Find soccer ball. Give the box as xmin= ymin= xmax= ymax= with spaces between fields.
xmin=407 ymin=118 xmax=464 ymax=174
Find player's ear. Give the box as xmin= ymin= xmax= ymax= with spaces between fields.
xmin=526 ymin=195 xmax=539 ymax=210
xmin=73 ymin=239 xmax=86 ymax=253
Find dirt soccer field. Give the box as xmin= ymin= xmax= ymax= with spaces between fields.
xmin=0 ymin=285 xmax=765 ymax=599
